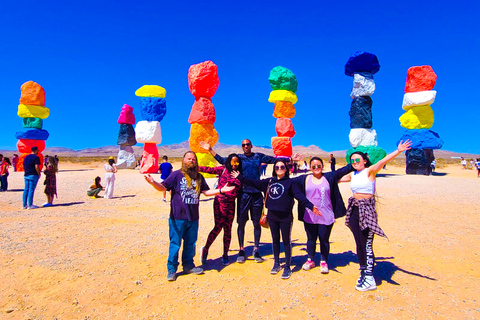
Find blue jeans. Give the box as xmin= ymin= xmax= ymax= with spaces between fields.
xmin=168 ymin=218 xmax=199 ymax=273
xmin=0 ymin=174 xmax=7 ymax=191
xmin=23 ymin=175 xmax=39 ymax=207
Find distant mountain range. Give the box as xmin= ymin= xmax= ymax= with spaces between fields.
xmin=1 ymin=142 xmax=478 ymax=159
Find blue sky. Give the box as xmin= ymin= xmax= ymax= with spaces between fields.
xmin=1 ymin=1 xmax=478 ymax=153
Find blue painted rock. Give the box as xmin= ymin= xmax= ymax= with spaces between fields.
xmin=397 ymin=129 xmax=443 ymax=149
xmin=349 ymin=96 xmax=373 ymax=128
xmin=350 ymin=72 xmax=375 ymax=98
xmin=268 ymin=66 xmax=298 ymax=92
xmin=405 ymin=148 xmax=435 ymax=175
xmin=140 ymin=97 xmax=167 ymax=122
xmin=22 ymin=117 xmax=43 ymax=129
xmin=345 ymin=51 xmax=380 ymax=77
xmin=346 ymin=146 xmax=386 ymax=165
xmin=15 ymin=128 xmax=49 ymax=140
xmin=117 ymin=124 xmax=137 ymax=146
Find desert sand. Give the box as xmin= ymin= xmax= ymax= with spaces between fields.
xmin=1 ymin=162 xmax=479 ymax=319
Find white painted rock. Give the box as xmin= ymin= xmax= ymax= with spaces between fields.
xmin=350 ymin=72 xmax=375 ymax=98
xmin=117 ymin=146 xmax=137 ymax=169
xmin=349 ymin=128 xmax=378 ymax=148
xmin=402 ymin=90 xmax=436 ymax=110
xmin=135 ymin=120 xmax=162 ymax=144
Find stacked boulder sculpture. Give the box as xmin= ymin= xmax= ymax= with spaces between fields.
xmin=268 ymin=66 xmax=297 ymax=157
xmin=187 ymin=60 xmax=219 ymax=177
xmin=135 ymin=85 xmax=166 ymax=173
xmin=116 ymin=104 xmax=137 ymax=169
xmin=344 ymin=52 xmax=386 ymax=164
xmin=15 ymin=81 xmax=49 ymax=171
xmin=398 ymin=66 xmax=443 ymax=175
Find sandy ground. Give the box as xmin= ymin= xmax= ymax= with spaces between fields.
xmin=0 ymin=162 xmax=479 ymax=319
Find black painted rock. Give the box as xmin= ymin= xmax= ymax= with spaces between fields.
xmin=117 ymin=124 xmax=137 ymax=146
xmin=349 ymin=96 xmax=373 ymax=129
xmin=406 ymin=148 xmax=434 ymax=175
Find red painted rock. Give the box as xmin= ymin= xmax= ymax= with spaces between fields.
xmin=188 ymin=61 xmax=219 ymax=99
xmin=189 ymin=123 xmax=219 ymax=153
xmin=17 ymin=152 xmax=44 ymax=172
xmin=19 ymin=81 xmax=45 ymax=106
xmin=275 ymin=118 xmax=296 ymax=137
xmin=17 ymin=139 xmax=46 ymax=153
xmin=273 ymin=101 xmax=296 ymax=118
xmin=404 ymin=66 xmax=437 ymax=93
xmin=271 ymin=137 xmax=292 ymax=157
xmin=139 ymin=143 xmax=159 ymax=174
xmin=117 ymin=104 xmax=136 ymax=124
xmin=188 ymin=97 xmax=216 ymax=124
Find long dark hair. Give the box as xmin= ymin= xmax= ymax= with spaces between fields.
xmin=272 ymin=159 xmax=290 ymax=179
xmin=94 ymin=176 xmax=102 ymax=188
xmin=350 ymin=151 xmax=372 ymax=167
xmin=225 ymin=153 xmax=242 ymax=173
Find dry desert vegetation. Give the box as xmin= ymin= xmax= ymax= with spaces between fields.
xmin=1 ymin=161 xmax=479 ymax=319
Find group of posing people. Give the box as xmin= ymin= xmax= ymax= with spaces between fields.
xmin=145 ymin=138 xmax=412 ymax=291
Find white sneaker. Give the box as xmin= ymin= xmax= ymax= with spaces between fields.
xmin=162 ymin=198 xmax=167 ymax=203
xmin=320 ymin=261 xmax=329 ymax=274
xmin=27 ymin=205 xmax=39 ymax=210
xmin=356 ymin=275 xmax=377 ymax=291
xmin=302 ymin=259 xmax=315 ymax=271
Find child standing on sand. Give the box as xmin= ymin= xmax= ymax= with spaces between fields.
xmin=43 ymin=156 xmax=58 ymax=207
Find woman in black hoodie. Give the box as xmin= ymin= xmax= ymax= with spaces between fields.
xmin=232 ymin=159 xmax=319 ymax=279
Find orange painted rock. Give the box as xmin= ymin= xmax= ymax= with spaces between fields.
xmin=273 ymin=101 xmax=296 ymax=118
xmin=404 ymin=66 xmax=437 ymax=93
xmin=271 ymin=137 xmax=292 ymax=157
xmin=188 ymin=123 xmax=219 ymax=153
xmin=139 ymin=143 xmax=159 ymax=174
xmin=188 ymin=97 xmax=216 ymax=124
xmin=20 ymin=81 xmax=45 ymax=106
xmin=188 ymin=61 xmax=219 ymax=99
xmin=275 ymin=118 xmax=296 ymax=137
xmin=17 ymin=139 xmax=46 ymax=153
xmin=17 ymin=152 xmax=43 ymax=172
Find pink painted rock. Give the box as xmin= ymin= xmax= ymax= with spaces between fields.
xmin=139 ymin=143 xmax=159 ymax=174
xmin=404 ymin=66 xmax=437 ymax=93
xmin=188 ymin=97 xmax=216 ymax=124
xmin=275 ymin=118 xmax=296 ymax=137
xmin=117 ymin=104 xmax=136 ymax=124
xmin=188 ymin=61 xmax=219 ymax=99
xmin=271 ymin=137 xmax=292 ymax=157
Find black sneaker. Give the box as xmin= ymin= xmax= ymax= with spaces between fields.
xmin=281 ymin=266 xmax=292 ymax=280
xmin=236 ymin=250 xmax=246 ymax=263
xmin=184 ymin=266 xmax=204 ymax=275
xmin=222 ymin=255 xmax=230 ymax=266
xmin=166 ymin=271 xmax=177 ymax=281
xmin=253 ymin=250 xmax=264 ymax=263
xmin=270 ymin=264 xmax=282 ymax=275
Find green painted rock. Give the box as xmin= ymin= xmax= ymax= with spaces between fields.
xmin=269 ymin=66 xmax=298 ymax=92
xmin=22 ymin=117 xmax=43 ymax=129
xmin=346 ymin=146 xmax=387 ymax=165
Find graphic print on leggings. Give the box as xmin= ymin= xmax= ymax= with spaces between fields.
xmin=268 ymin=182 xmax=285 ymax=200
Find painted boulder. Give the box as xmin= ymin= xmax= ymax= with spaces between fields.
xmin=271 ymin=136 xmax=292 ymax=157
xmin=19 ymin=81 xmax=45 ymax=106
xmin=135 ymin=120 xmax=162 ymax=144
xmin=139 ymin=97 xmax=167 ymax=122
xmin=15 ymin=128 xmax=49 ymax=140
xmin=268 ymin=90 xmax=298 ymax=104
xmin=404 ymin=66 xmax=437 ymax=93
xmin=135 ymin=85 xmax=166 ymax=98
xmin=275 ymin=118 xmax=296 ymax=137
xmin=117 ymin=104 xmax=136 ymax=125
xmin=397 ymin=129 xmax=443 ymax=150
xmin=346 ymin=146 xmax=386 ymax=165
xmin=188 ymin=60 xmax=219 ymax=99
xmin=22 ymin=117 xmax=43 ymax=129
xmin=116 ymin=145 xmax=137 ymax=169
xmin=273 ymin=101 xmax=296 ymax=118
xmin=189 ymin=123 xmax=219 ymax=153
xmin=402 ymin=90 xmax=436 ymax=110
xmin=350 ymin=72 xmax=375 ymax=98
xmin=17 ymin=139 xmax=46 ymax=153
xmin=268 ymin=66 xmax=298 ymax=92
xmin=345 ymin=51 xmax=380 ymax=77
xmin=399 ymin=105 xmax=434 ymax=129
xmin=18 ymin=104 xmax=50 ymax=119
xmin=349 ymin=128 xmax=378 ymax=148
xmin=405 ymin=148 xmax=435 ymax=175
xmin=117 ymin=124 xmax=137 ymax=146
xmin=139 ymin=143 xmax=159 ymax=174
xmin=188 ymin=97 xmax=216 ymax=124
xmin=349 ymin=96 xmax=373 ymax=129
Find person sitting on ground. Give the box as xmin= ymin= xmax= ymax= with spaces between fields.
xmin=87 ymin=176 xmax=104 ymax=198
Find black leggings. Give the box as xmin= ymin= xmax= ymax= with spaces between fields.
xmin=303 ymin=222 xmax=333 ymax=262
xmin=349 ymin=206 xmax=375 ymax=275
xmin=237 ymin=193 xmax=263 ymax=249
xmin=268 ymin=219 xmax=292 ymax=267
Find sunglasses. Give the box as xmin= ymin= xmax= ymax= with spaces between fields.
xmin=311 ymin=165 xmax=322 ymax=169
xmin=230 ymin=161 xmax=240 ymax=166
xmin=242 ymin=143 xmax=251 ymax=147
xmin=275 ymin=165 xmax=286 ymax=170
xmin=351 ymin=158 xmax=362 ymax=163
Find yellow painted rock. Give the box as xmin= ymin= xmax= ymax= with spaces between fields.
xmin=188 ymin=123 xmax=219 ymax=153
xmin=273 ymin=101 xmax=296 ymax=118
xmin=268 ymin=90 xmax=298 ymax=104
xmin=135 ymin=85 xmax=167 ymax=98
xmin=399 ymin=105 xmax=434 ymax=129
xmin=18 ymin=104 xmax=50 ymax=119
xmin=196 ymin=153 xmax=217 ymax=178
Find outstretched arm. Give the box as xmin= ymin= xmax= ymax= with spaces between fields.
xmin=202 ymin=183 xmax=235 ymax=196
xmin=144 ymin=174 xmax=166 ymax=191
xmin=369 ymin=140 xmax=412 ymax=176
xmin=200 ymin=141 xmax=217 ymax=158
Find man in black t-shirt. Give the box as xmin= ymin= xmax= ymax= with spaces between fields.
xmin=22 ymin=146 xmax=41 ymax=209
xmin=329 ymin=154 xmax=336 ymax=172
xmin=145 ymin=151 xmax=234 ymax=281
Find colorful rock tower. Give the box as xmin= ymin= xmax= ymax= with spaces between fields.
xmin=268 ymin=66 xmax=297 ymax=157
xmin=116 ymin=104 xmax=137 ymax=169
xmin=398 ymin=66 xmax=443 ymax=175
xmin=187 ymin=60 xmax=219 ymax=177
xmin=135 ymin=85 xmax=166 ymax=174
xmin=344 ymin=51 xmax=386 ymax=164
xmin=15 ymin=81 xmax=49 ymax=171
